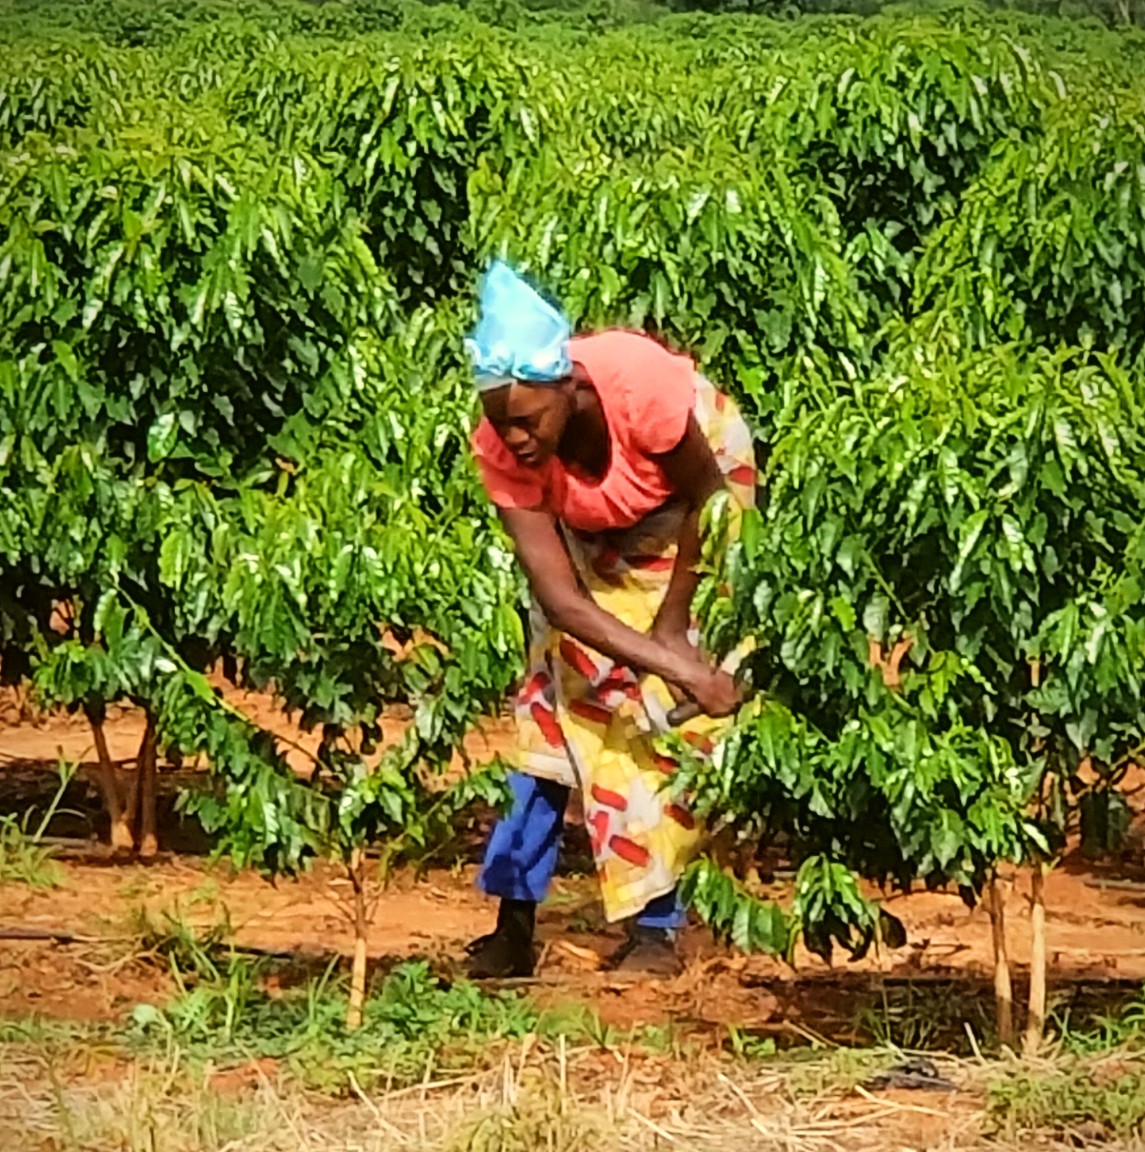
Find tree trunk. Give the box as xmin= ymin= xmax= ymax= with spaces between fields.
xmin=346 ymin=849 xmax=369 ymax=1031
xmin=1024 ymin=862 xmax=1047 ymax=1057
xmin=86 ymin=706 xmax=133 ymax=853
xmin=988 ymin=873 xmax=1014 ymax=1048
xmin=122 ymin=763 xmax=141 ymax=849
xmin=137 ymin=716 xmax=158 ymax=859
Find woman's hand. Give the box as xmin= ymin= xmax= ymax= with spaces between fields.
xmin=648 ymin=622 xmax=741 ymax=718
xmin=681 ymin=664 xmax=742 ymax=718
xmin=497 ymin=507 xmax=742 ymax=708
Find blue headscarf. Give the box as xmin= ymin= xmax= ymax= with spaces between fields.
xmin=464 ymin=260 xmax=572 ymax=392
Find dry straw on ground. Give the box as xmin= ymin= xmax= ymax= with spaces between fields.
xmin=0 ymin=1033 xmax=1020 ymax=1152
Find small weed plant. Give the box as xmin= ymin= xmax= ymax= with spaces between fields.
xmin=989 ymin=1063 xmax=1145 ymax=1140
xmin=0 ymin=762 xmax=74 ymax=888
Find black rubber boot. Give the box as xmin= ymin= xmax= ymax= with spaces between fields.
xmin=465 ymin=898 xmax=537 ymax=979
xmin=607 ymin=923 xmax=682 ymax=978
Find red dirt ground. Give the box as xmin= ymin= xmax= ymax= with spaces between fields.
xmin=5 ymin=690 xmax=1145 ymax=1046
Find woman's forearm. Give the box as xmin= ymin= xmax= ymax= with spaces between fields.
xmin=543 ymin=587 xmax=701 ymax=691
xmin=652 ymin=505 xmax=703 ymax=639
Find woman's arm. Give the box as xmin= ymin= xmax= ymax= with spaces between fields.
xmin=648 ymin=412 xmax=725 ymax=648
xmin=498 ymin=504 xmax=738 ymax=716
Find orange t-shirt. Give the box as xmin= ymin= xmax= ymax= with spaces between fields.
xmin=471 ymin=330 xmax=697 ymax=533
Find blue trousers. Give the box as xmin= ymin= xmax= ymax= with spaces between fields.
xmin=478 ymin=771 xmax=685 ymax=930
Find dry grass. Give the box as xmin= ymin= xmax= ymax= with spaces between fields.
xmin=0 ymin=1029 xmax=1013 ymax=1152
xmin=10 ymin=1008 xmax=1144 ymax=1150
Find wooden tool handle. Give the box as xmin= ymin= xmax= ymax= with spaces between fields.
xmin=666 ymin=701 xmax=702 ymax=727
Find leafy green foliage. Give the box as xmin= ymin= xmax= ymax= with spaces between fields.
xmin=473 ymin=146 xmax=860 ymax=431
xmin=917 ymin=90 xmax=1145 ymax=357
xmin=0 ymin=28 xmax=522 ymax=884
xmin=0 ymin=0 xmax=402 ymax=45
xmin=687 ymin=333 xmax=1145 ymax=954
xmin=680 ymin=856 xmax=792 ymax=955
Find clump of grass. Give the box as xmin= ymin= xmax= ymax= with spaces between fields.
xmin=128 ymin=926 xmax=545 ymax=1093
xmin=725 ymin=1025 xmax=778 ymax=1061
xmin=0 ymin=761 xmax=74 ymax=888
xmin=988 ymin=1062 xmax=1145 ymax=1140
xmin=120 ymin=902 xmax=721 ymax=1097
xmin=0 ymin=814 xmax=62 ymax=887
xmin=1052 ymin=982 xmax=1145 ymax=1056
xmin=32 ymin=1063 xmax=294 ymax=1152
xmin=9 ymin=1051 xmax=634 ymax=1152
xmin=631 ymin=1021 xmax=694 ymax=1057
xmin=783 ymin=1048 xmax=885 ymax=1098
xmin=442 ymin=1070 xmax=614 ymax=1152
xmin=854 ymin=979 xmax=995 ymax=1053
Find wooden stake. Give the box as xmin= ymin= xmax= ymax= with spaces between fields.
xmin=1024 ymin=657 xmax=1048 ymax=1056
xmin=1024 ymin=861 xmax=1047 ymax=1057
xmin=85 ymin=706 xmax=133 ymax=853
xmin=137 ymin=716 xmax=158 ymax=859
xmin=987 ymin=873 xmax=1014 ymax=1048
xmin=347 ymin=849 xmax=369 ymax=1031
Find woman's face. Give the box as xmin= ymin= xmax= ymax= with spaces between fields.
xmin=482 ymin=379 xmax=573 ymax=468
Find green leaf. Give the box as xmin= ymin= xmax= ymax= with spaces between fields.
xmin=148 ymin=413 xmax=178 ymax=463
